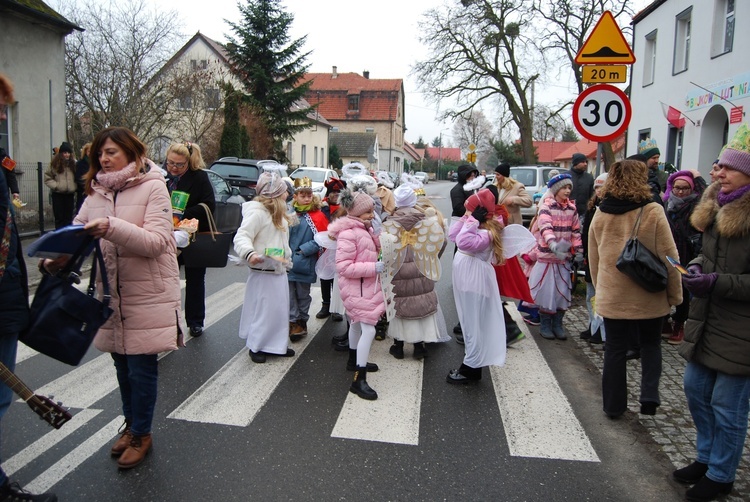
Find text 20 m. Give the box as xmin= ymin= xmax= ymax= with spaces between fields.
xmin=582 ymin=65 xmax=627 ymax=84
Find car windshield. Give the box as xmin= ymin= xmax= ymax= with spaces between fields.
xmin=211 ymin=163 xmax=260 ymax=181
xmin=510 ymin=168 xmax=536 ymax=187
xmin=291 ymin=169 xmax=327 ymax=183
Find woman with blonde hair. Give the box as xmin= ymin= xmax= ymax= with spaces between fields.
xmin=493 ymin=163 xmax=531 ymax=225
xmin=164 ymin=142 xmax=215 ymax=336
xmin=588 ymin=159 xmax=682 ymax=419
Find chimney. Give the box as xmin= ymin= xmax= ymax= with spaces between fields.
xmin=332 ymin=66 xmax=337 ymax=79
xmin=363 ymin=70 xmax=370 ymax=79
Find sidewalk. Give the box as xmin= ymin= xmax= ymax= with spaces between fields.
xmin=564 ymin=305 xmax=749 ymax=501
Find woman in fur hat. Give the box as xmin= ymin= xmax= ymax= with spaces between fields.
xmin=672 ymin=124 xmax=750 ymax=502
xmin=446 ymin=188 xmax=507 ymax=384
xmin=44 ymin=141 xmax=77 ymax=228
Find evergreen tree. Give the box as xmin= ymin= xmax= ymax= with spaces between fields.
xmin=329 ymin=144 xmax=343 ymax=170
xmin=225 ymin=0 xmax=315 ymax=159
xmin=561 ymin=126 xmax=578 ymax=142
xmin=219 ymin=85 xmax=245 ymax=157
xmin=414 ymin=136 xmax=426 ymax=149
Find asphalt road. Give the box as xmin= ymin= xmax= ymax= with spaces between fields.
xmin=6 ymin=181 xmax=686 ymax=501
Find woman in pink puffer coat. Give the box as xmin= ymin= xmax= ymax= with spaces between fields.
xmin=327 ymin=189 xmax=386 ymax=401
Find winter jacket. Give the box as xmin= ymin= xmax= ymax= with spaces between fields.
xmin=172 ymin=168 xmax=215 ymax=232
xmin=74 ymin=163 xmax=182 ymax=355
xmin=328 ymin=215 xmax=385 ymax=325
xmin=663 ymin=171 xmax=707 ymax=266
xmin=0 ymin=158 xmax=28 ymax=335
xmin=233 ymin=201 xmax=291 ymax=273
xmin=534 ymin=195 xmax=583 ymax=263
xmin=647 ymin=168 xmax=666 ymax=205
xmin=389 ymin=207 xmax=439 ymax=319
xmin=569 ymin=167 xmax=594 ymax=216
xmin=679 ymin=182 xmax=750 ymax=376
xmin=44 ymin=163 xmax=77 ymax=194
xmin=581 ymin=198 xmax=600 ymax=283
xmin=288 ymin=209 xmax=327 ymax=283
xmin=450 ymin=164 xmax=480 ymax=217
xmin=588 ymin=198 xmax=682 ymax=320
xmin=495 ymin=179 xmax=532 ymax=225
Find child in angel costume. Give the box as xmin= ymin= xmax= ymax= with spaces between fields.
xmin=446 ymin=188 xmax=508 ymax=384
xmin=381 ymin=184 xmax=450 ymax=360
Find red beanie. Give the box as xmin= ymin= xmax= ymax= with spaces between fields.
xmin=464 ymin=188 xmax=496 ymax=216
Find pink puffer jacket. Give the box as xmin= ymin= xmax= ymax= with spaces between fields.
xmin=74 ymin=164 xmax=182 ymax=355
xmin=328 ymin=216 xmax=385 ymax=325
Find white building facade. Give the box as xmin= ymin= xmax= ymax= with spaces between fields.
xmin=629 ymin=0 xmax=747 ymax=176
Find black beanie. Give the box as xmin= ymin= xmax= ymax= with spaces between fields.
xmin=495 ymin=163 xmax=510 ymax=177
xmin=59 ymin=142 xmax=74 ymax=154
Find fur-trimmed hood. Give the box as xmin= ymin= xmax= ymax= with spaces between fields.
xmin=690 ymin=182 xmax=750 ymax=238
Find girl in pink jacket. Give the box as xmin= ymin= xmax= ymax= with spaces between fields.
xmin=327 ymin=189 xmax=386 ymax=400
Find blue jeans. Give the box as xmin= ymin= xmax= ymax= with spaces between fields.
xmin=112 ymin=353 xmax=159 ymax=436
xmin=684 ymin=362 xmax=750 ymax=483
xmin=0 ymin=333 xmax=19 ymax=486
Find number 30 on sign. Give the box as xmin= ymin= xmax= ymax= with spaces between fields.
xmin=572 ymin=84 xmax=631 ymax=143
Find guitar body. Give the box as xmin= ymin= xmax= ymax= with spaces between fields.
xmin=0 ymin=362 xmax=71 ymax=429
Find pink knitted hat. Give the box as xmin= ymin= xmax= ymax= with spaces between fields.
xmin=344 ymin=190 xmax=374 ymax=217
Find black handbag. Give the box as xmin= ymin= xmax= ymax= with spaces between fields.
xmin=180 ymin=203 xmax=232 ymax=268
xmin=21 ymin=239 xmax=113 ymax=366
xmin=615 ymin=207 xmax=668 ymax=293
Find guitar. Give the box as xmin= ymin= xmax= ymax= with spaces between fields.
xmin=0 ymin=361 xmax=71 ymax=429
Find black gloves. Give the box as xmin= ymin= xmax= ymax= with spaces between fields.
xmin=471 ymin=207 xmax=488 ymax=223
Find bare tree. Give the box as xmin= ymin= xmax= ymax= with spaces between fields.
xmin=532 ymin=0 xmax=634 ymax=165
xmin=452 ymin=110 xmax=493 ymax=156
xmin=63 ymin=0 xmax=183 ymax=149
xmin=532 ymin=104 xmax=566 ymax=141
xmin=413 ymin=0 xmax=544 ymax=163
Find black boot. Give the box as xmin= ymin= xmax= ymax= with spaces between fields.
xmin=589 ymin=327 xmax=603 ymax=344
xmin=389 ymin=340 xmax=404 ymax=359
xmin=375 ymin=315 xmax=388 ymax=340
xmin=580 ymin=325 xmax=592 ymax=340
xmin=350 ymin=367 xmax=377 ymax=400
xmin=446 ymin=363 xmax=482 ymax=384
xmin=315 ymin=302 xmax=331 ymax=319
xmin=346 ymin=349 xmax=378 ymax=372
xmin=413 ymin=342 xmax=427 ymax=360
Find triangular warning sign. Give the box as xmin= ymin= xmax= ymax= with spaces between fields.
xmin=575 ymin=11 xmax=635 ymax=65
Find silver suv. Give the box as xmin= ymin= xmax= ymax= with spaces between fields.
xmin=509 ymin=166 xmax=568 ymax=223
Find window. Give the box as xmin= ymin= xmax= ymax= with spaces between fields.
xmin=205 ymin=89 xmax=220 ymax=110
xmin=286 ymin=142 xmax=293 ymax=163
xmin=638 ymin=129 xmax=651 ymax=143
xmin=712 ymin=0 xmax=735 ymax=56
xmin=331 ymin=127 xmax=339 ymax=132
xmin=673 ymin=8 xmax=692 ymax=74
xmin=365 ymin=127 xmax=374 ymax=133
xmin=348 ymin=95 xmax=359 ymax=111
xmin=301 ymin=145 xmax=307 ymax=166
xmin=0 ymin=104 xmax=10 ymax=155
xmin=643 ymin=30 xmax=657 ymax=85
xmin=321 ymin=148 xmax=324 ymax=168
xmin=178 ymin=95 xmax=192 ymax=110
xmin=190 ymin=59 xmax=207 ymax=71
xmin=314 ymin=146 xmax=318 ymax=166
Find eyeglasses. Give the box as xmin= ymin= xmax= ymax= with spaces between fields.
xmin=672 ymin=186 xmax=692 ymax=193
xmin=166 ymin=161 xmax=187 ymax=169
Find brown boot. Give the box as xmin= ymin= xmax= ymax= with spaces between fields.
xmin=668 ymin=323 xmax=684 ymax=345
xmin=289 ymin=321 xmax=306 ymax=342
xmin=110 ymin=420 xmax=132 ymax=457
xmin=117 ymin=433 xmax=152 ymax=469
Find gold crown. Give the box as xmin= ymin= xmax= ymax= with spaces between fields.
xmin=293 ymin=177 xmax=313 ymax=190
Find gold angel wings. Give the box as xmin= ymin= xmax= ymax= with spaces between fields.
xmin=381 ymin=216 xmax=445 ymax=281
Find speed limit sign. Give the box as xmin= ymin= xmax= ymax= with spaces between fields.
xmin=572 ymin=84 xmax=631 ymax=142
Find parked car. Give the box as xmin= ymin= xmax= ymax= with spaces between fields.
xmin=414 ymin=171 xmax=429 ymax=184
xmin=509 ymin=166 xmax=568 ymax=224
xmin=204 ymin=170 xmax=244 ymax=234
xmin=289 ymin=166 xmax=338 ymax=199
xmin=209 ymin=157 xmax=261 ymax=201
xmin=449 ymin=172 xmax=458 ymax=182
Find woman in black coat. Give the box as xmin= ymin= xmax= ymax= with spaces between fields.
xmin=165 ymin=142 xmax=215 ymax=336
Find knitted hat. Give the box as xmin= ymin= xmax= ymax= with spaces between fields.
xmin=464 ymin=188 xmax=496 ymax=215
xmin=340 ymin=189 xmax=374 ymax=217
xmin=59 ymin=141 xmax=74 ymax=154
xmin=325 ymin=177 xmax=346 ymax=193
xmin=256 ymin=172 xmax=288 ymax=199
xmin=594 ymin=172 xmax=608 ymax=188
xmin=638 ymin=138 xmax=660 ymax=159
xmin=571 ymin=153 xmax=587 ymax=166
xmin=626 ymin=153 xmax=648 ymax=163
xmin=547 ymin=173 xmax=573 ymax=194
xmin=393 ymin=184 xmax=417 ymax=208
xmin=718 ymin=123 xmax=750 ymax=177
xmin=495 ymin=163 xmax=510 ymax=177
xmin=673 ymin=175 xmax=694 ymax=190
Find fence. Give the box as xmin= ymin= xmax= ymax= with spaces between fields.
xmin=12 ymin=161 xmax=58 ymax=236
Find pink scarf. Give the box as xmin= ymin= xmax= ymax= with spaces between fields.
xmin=96 ymin=162 xmax=139 ymax=191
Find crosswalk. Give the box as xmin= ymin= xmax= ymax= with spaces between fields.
xmin=7 ymin=273 xmax=600 ymax=493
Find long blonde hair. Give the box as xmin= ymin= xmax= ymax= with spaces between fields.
xmin=495 ymin=175 xmax=515 ymax=191
xmin=255 ymin=195 xmax=292 ymax=229
xmin=166 ymin=142 xmax=205 ymax=171
xmin=483 ymin=218 xmax=505 ymax=265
